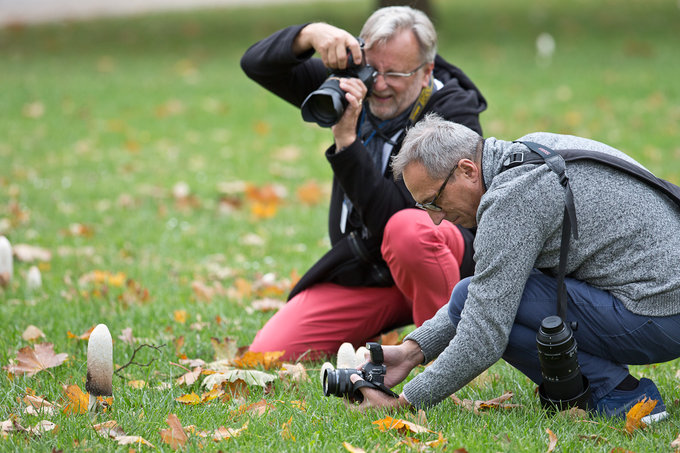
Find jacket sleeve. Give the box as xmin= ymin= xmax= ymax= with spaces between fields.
xmin=326 ymin=139 xmax=415 ymax=238
xmin=240 ymin=24 xmax=327 ymax=108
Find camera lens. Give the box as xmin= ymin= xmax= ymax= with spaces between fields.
xmin=536 ymin=315 xmax=586 ymax=403
xmin=301 ymin=79 xmax=347 ymax=127
xmin=323 ymin=368 xmax=360 ymax=398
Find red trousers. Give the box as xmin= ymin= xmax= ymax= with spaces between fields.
xmin=249 ymin=209 xmax=466 ymax=361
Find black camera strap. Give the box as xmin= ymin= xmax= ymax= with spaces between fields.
xmin=506 ymin=141 xmax=680 ymax=321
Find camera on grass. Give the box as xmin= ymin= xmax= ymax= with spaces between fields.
xmin=301 ymin=39 xmax=374 ymax=128
xmin=323 ymin=342 xmax=398 ymax=402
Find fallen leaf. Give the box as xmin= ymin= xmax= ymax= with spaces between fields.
xmin=249 ymin=298 xmax=285 ymax=313
xmin=546 ymin=428 xmax=557 ymax=453
xmin=27 ymin=420 xmax=56 ymax=435
xmin=380 ymin=330 xmax=401 ymax=346
xmin=278 ymin=363 xmax=309 ymax=382
xmin=114 ymin=435 xmax=155 ymax=447
xmin=231 ymin=399 xmax=275 ymax=417
xmin=233 ymin=350 xmax=284 ymax=370
xmin=211 ymin=422 xmax=248 ymax=441
xmin=160 ymin=413 xmax=188 ymax=450
xmin=210 ymin=337 xmax=238 ymax=362
xmin=372 ymin=416 xmax=432 ymax=434
xmin=118 ymin=327 xmax=135 ymax=345
xmin=23 ymin=394 xmax=57 ymax=416
xmin=93 ymin=420 xmax=127 ymax=438
xmin=625 ymin=397 xmax=657 ymax=433
xmin=174 ymin=309 xmax=188 ymax=324
xmin=3 ymin=343 xmax=68 ymax=377
xmin=21 ymin=325 xmax=46 ymax=342
xmin=451 ymin=391 xmax=521 ymax=414
xmin=296 ymin=180 xmax=323 ymax=205
xmin=426 ymin=432 xmax=448 ymax=447
xmin=176 ymin=392 xmax=201 ymax=405
xmin=62 ymin=384 xmax=89 ymax=415
xmin=671 ymin=433 xmax=680 ymax=449
xmin=176 ymin=367 xmax=203 ymax=386
xmin=202 ymin=369 xmax=276 ymax=389
xmin=127 ymin=380 xmax=147 ymax=389
xmin=281 ymin=416 xmax=295 ymax=441
xmin=67 ymin=326 xmax=95 ymax=341
xmin=343 ymin=442 xmax=366 ymax=453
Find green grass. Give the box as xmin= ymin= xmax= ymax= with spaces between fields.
xmin=1 ymin=0 xmax=679 ymax=451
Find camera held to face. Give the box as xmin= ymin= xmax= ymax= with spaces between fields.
xmin=323 ymin=342 xmax=398 ymax=402
xmin=301 ymin=39 xmax=374 ymax=128
xmin=536 ymin=315 xmax=591 ymax=411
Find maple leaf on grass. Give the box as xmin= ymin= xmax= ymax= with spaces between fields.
xmin=233 ymin=350 xmax=284 ymax=370
xmin=161 ymin=413 xmax=189 ymax=450
xmin=62 ymin=384 xmax=89 ymax=415
xmin=625 ymin=397 xmax=657 ymax=433
xmin=3 ymin=343 xmax=68 ymax=377
xmin=372 ymin=416 xmax=432 ymax=434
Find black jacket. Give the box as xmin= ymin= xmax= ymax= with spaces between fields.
xmin=241 ymin=24 xmax=487 ymax=299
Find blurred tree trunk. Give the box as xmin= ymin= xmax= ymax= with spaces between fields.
xmin=377 ymin=0 xmax=433 ymax=19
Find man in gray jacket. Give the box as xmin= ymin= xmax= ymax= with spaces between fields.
xmin=350 ymin=114 xmax=680 ymax=422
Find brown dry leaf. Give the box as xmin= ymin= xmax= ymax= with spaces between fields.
xmin=23 ymin=394 xmax=57 ymax=416
xmin=380 ymin=330 xmax=401 ymax=346
xmin=114 ymin=435 xmax=155 ymax=447
xmin=426 ymin=432 xmax=448 ymax=447
xmin=245 ymin=183 xmax=281 ymax=219
xmin=625 ymin=397 xmax=657 ymax=433
xmin=177 ymin=367 xmax=203 ymax=386
xmin=211 ymin=422 xmax=248 ymax=441
xmin=127 ymin=380 xmax=147 ymax=389
xmin=191 ymin=280 xmax=215 ymax=302
xmin=22 ymin=325 xmax=46 ymax=342
xmin=62 ymin=384 xmax=89 ymax=415
xmin=343 ymin=442 xmax=366 ymax=453
xmin=176 ymin=392 xmax=201 ymax=405
xmin=278 ymin=363 xmax=309 ymax=382
xmin=27 ymin=420 xmax=57 ymax=435
xmin=3 ymin=343 xmax=68 ymax=377
xmin=67 ymin=326 xmax=96 ymax=341
xmin=250 ymin=297 xmax=286 ymax=313
xmin=93 ymin=420 xmax=127 ymax=438
xmin=210 ymin=337 xmax=238 ymax=362
xmin=160 ymin=413 xmax=188 ymax=450
xmin=451 ymin=391 xmax=521 ymax=415
xmin=118 ymin=327 xmax=135 ymax=345
xmin=231 ymin=399 xmax=275 ymax=417
xmin=233 ymin=350 xmax=284 ymax=370
xmin=296 ymin=180 xmax=323 ymax=205
xmin=546 ymin=428 xmax=558 ymax=453
xmin=372 ymin=416 xmax=432 ymax=434
xmin=281 ymin=416 xmax=295 ymax=441
xmin=671 ymin=433 xmax=680 ymax=450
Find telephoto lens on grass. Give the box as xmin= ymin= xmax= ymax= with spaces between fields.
xmin=323 ymin=342 xmax=398 ymax=403
xmin=536 ymin=315 xmax=591 ymax=411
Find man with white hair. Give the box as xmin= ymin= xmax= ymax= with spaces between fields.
xmin=241 ymin=7 xmax=486 ymax=361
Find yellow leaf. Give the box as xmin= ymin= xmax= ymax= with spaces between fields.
xmin=281 ymin=416 xmax=295 ymax=441
xmin=176 ymin=392 xmax=201 ymax=405
xmin=201 ymin=387 xmax=224 ymax=403
xmin=343 ymin=441 xmax=366 ymax=453
xmin=233 ymin=350 xmax=284 ymax=370
xmin=127 ymin=380 xmax=146 ymax=389
xmin=62 ymin=384 xmax=89 ymax=415
xmin=174 ymin=309 xmax=188 ymax=324
xmin=425 ymin=432 xmax=447 ymax=447
xmin=625 ymin=397 xmax=657 ymax=433
xmin=212 ymin=422 xmax=249 ymax=441
xmin=372 ymin=416 xmax=431 ymax=434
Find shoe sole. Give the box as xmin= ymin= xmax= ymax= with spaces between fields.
xmin=642 ymin=410 xmax=668 ymax=424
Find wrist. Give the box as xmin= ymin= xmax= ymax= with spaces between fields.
xmin=402 ymin=340 xmax=425 ymax=366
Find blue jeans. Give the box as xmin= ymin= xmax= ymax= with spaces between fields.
xmin=448 ymin=270 xmax=680 ymax=402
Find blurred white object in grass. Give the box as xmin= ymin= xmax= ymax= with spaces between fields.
xmin=536 ymin=32 xmax=556 ymax=66
xmin=0 ymin=236 xmax=12 ymax=287
xmin=26 ymin=265 xmax=42 ymax=291
xmin=87 ymin=324 xmax=113 ymax=412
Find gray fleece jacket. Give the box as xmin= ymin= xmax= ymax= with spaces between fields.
xmin=403 ymin=132 xmax=680 ymax=409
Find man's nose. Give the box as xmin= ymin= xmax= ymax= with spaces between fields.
xmin=428 ymin=211 xmax=446 ymax=226
xmin=372 ymin=73 xmax=389 ymax=91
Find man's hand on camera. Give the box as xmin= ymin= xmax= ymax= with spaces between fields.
xmin=346 ymin=374 xmax=411 ymax=412
xmin=293 ymin=23 xmax=362 ymax=69
xmin=331 ymin=77 xmax=367 ymax=150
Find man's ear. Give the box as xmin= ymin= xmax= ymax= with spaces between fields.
xmin=421 ymin=62 xmax=435 ymax=88
xmin=458 ymin=159 xmax=480 ymax=182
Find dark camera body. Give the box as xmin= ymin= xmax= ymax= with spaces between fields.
xmin=301 ymin=51 xmax=374 ymax=128
xmin=323 ymin=342 xmax=398 ymax=402
xmin=536 ymin=315 xmax=591 ymax=411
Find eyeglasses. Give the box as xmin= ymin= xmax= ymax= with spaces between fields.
xmin=371 ymin=62 xmax=426 ymax=84
xmin=415 ymin=165 xmax=457 ymax=212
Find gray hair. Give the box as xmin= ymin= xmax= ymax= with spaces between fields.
xmin=392 ymin=113 xmax=482 ymax=180
xmin=360 ymin=6 xmax=437 ymax=63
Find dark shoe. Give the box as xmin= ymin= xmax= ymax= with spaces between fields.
xmin=593 ymin=378 xmax=667 ymax=423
